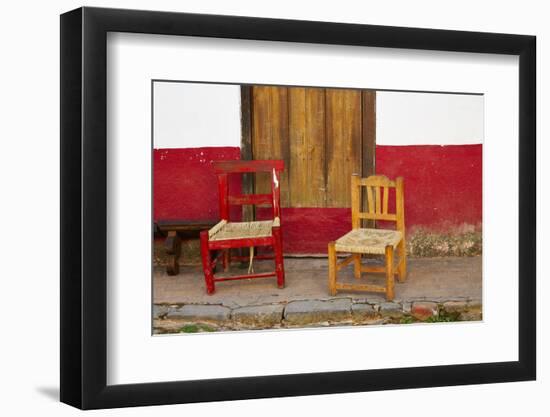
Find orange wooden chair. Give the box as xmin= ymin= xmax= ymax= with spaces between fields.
xmin=328 ymin=174 xmax=407 ymax=301
xmin=200 ymin=160 xmax=285 ymax=294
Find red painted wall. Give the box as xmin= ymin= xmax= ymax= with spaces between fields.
xmin=256 ymin=208 xmax=352 ymax=254
xmin=375 ymin=144 xmax=482 ymax=232
xmin=153 ymin=147 xmax=241 ymax=221
xmin=154 ymin=144 xmax=482 ymax=254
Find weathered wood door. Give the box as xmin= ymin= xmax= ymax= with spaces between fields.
xmin=245 ymin=85 xmax=375 ymax=208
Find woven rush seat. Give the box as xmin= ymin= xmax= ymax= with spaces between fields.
xmin=209 ymin=219 xmax=278 ymax=241
xmin=335 ymin=228 xmax=402 ymax=255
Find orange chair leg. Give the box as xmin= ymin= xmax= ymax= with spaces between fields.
xmin=353 ymin=254 xmax=362 ymax=279
xmin=328 ymin=242 xmax=337 ymax=296
xmin=385 ymin=245 xmax=395 ymax=301
xmin=397 ymin=240 xmax=407 ymax=282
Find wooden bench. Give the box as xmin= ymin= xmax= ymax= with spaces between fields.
xmin=155 ymin=220 xmax=217 ymax=275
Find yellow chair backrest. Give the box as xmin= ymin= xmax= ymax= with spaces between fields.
xmin=350 ymin=174 xmax=405 ymax=235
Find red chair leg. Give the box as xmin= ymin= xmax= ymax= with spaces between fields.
xmin=272 ymin=226 xmax=285 ymax=289
xmin=200 ymin=231 xmax=215 ymax=294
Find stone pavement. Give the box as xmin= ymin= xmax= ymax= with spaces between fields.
xmin=153 ymin=256 xmax=482 ymax=333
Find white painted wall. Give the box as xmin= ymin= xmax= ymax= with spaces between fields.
xmin=154 ymin=83 xmax=483 ymax=149
xmin=376 ymin=91 xmax=484 ymax=145
xmin=153 ymin=81 xmax=241 ymax=148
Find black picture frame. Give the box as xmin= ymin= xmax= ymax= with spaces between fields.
xmin=60 ymin=6 xmax=536 ymax=410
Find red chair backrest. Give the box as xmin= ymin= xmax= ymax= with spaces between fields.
xmin=213 ymin=160 xmax=285 ymax=221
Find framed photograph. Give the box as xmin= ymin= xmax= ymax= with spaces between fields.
xmin=60 ymin=6 xmax=536 ymax=410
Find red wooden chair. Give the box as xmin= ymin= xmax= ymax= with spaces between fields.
xmin=200 ymin=160 xmax=285 ymax=294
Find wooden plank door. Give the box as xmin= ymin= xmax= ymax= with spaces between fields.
xmin=248 ymin=85 xmax=375 ymax=209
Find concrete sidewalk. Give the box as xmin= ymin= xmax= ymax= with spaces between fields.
xmin=155 ymin=257 xmax=481 ymax=305
xmin=153 ymin=256 xmax=482 ymax=333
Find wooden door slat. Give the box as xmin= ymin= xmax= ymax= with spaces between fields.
xmin=326 ymin=89 xmax=362 ymax=207
xmin=251 ymin=86 xmax=290 ymax=207
xmin=289 ymin=87 xmax=326 ymax=207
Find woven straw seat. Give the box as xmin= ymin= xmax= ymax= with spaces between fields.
xmin=209 ymin=219 xmax=278 ymax=241
xmin=335 ymin=228 xmax=402 ymax=255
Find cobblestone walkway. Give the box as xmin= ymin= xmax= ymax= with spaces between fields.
xmin=153 ymin=256 xmax=482 ymax=333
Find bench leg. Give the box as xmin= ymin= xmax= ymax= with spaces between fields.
xmin=272 ymin=227 xmax=285 ymax=289
xmin=200 ymin=231 xmax=215 ymax=294
xmin=164 ymin=231 xmax=181 ymax=275
xmin=328 ymin=242 xmax=337 ymax=296
xmin=385 ymin=245 xmax=395 ymax=301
